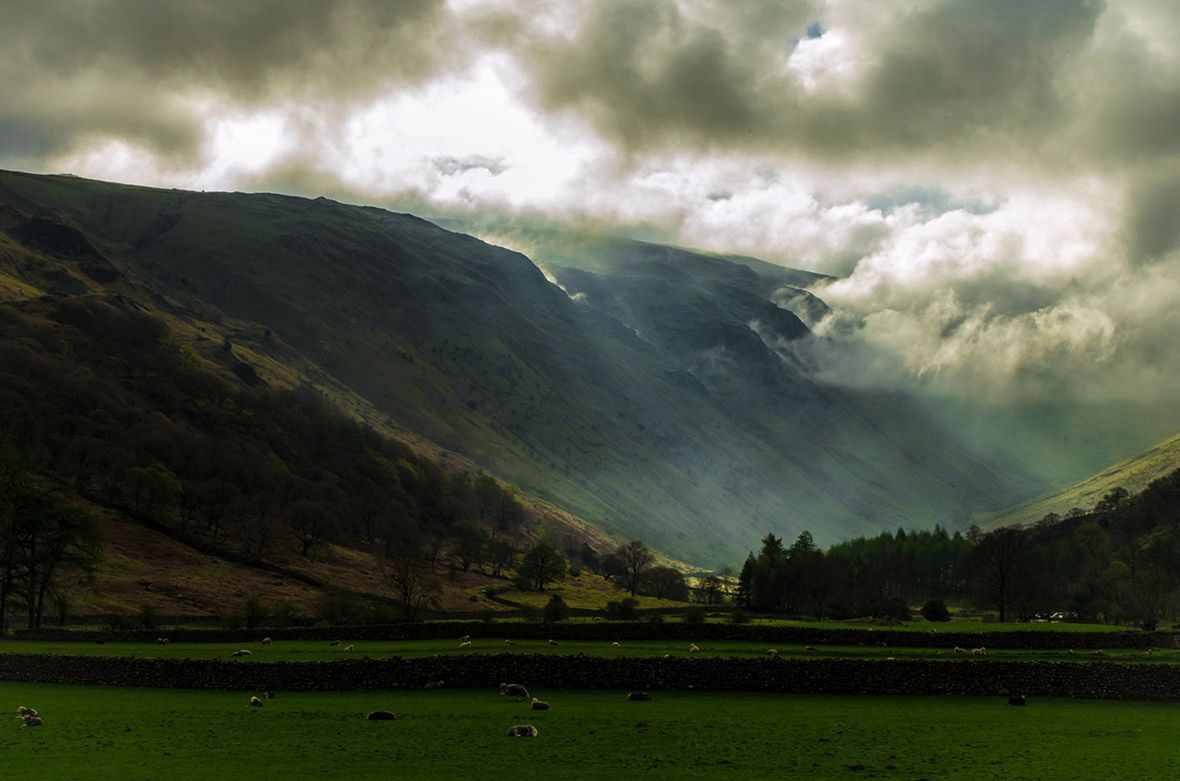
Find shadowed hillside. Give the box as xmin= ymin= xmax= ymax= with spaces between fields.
xmin=0 ymin=170 xmax=1041 ymax=564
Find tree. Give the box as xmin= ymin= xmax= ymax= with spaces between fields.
xmin=376 ymin=536 xmax=439 ymax=621
xmin=515 ymin=540 xmax=567 ymax=591
xmin=542 ymin=593 xmax=569 ymax=622
xmin=641 ymin=566 xmax=689 ymax=600
xmin=735 ymin=553 xmax=756 ymax=608
xmin=973 ymin=527 xmax=1029 ymax=622
xmin=920 ymin=598 xmax=951 ymax=622
xmin=454 ymin=524 xmax=486 ymax=573
xmin=616 ymin=539 xmax=654 ymax=597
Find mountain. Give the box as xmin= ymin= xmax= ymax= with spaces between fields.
xmin=0 ymin=170 xmax=1039 ymax=564
xmin=987 ymin=431 xmax=1180 ymax=529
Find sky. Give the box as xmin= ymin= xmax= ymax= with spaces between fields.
xmin=4 ymin=0 xmax=1180 ymax=424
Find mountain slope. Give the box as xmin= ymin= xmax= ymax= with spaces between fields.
xmin=0 ymin=170 xmax=1039 ymax=563
xmin=988 ymin=431 xmax=1180 ymax=529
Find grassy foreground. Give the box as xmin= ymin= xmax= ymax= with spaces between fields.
xmin=1 ymin=683 xmax=1178 ymax=780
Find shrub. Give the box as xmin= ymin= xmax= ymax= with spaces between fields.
xmin=138 ymin=604 xmax=160 ymax=631
xmin=682 ymin=606 xmax=706 ymax=624
xmin=730 ymin=609 xmax=751 ymax=625
xmin=543 ymin=594 xmax=570 ymax=623
xmin=243 ymin=594 xmax=268 ymax=629
xmin=921 ymin=599 xmax=951 ymax=622
xmin=604 ymin=597 xmax=640 ymax=621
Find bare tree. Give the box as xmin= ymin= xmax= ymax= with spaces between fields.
xmin=376 ymin=537 xmax=439 ymax=621
xmin=616 ymin=539 xmax=655 ymax=597
xmin=973 ymin=527 xmax=1030 ymax=622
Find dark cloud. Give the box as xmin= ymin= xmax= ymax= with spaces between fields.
xmin=0 ymin=0 xmax=454 ymax=164
xmin=510 ymin=0 xmax=1105 ymax=163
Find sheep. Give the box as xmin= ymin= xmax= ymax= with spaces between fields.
xmin=1091 ymin=650 xmax=1106 ymax=657
xmin=231 ymin=649 xmax=252 ymax=657
xmin=17 ymin=707 xmax=37 ymax=718
xmin=688 ymin=643 xmax=700 ymax=653
xmin=970 ymin=647 xmax=987 ymax=656
xmin=461 ymin=634 xmax=471 ymax=642
xmin=953 ymin=647 xmax=968 ymax=655
xmin=506 ymin=724 xmax=538 ymax=737
xmin=804 ymin=645 xmax=817 ymax=652
xmin=263 ymin=691 xmax=275 ymax=700
xmin=261 ymin=637 xmax=272 ymax=645
xmin=1008 ymin=695 xmax=1026 ymax=706
xmin=500 ymin=683 xmax=529 ymax=699
xmin=547 ymin=639 xmax=559 ymax=647
xmin=344 ymin=644 xmax=354 ymax=652
xmin=329 ymin=640 xmax=340 ymax=647
xmin=504 ymin=639 xmax=515 ymax=646
xmin=765 ymin=649 xmax=778 ymax=657
xmin=366 ymin=710 xmax=396 ymax=721
xmin=459 ymin=641 xmax=472 ymax=649
xmin=611 ymin=641 xmax=621 ymax=647
xmin=22 ymin=715 xmax=42 ymax=727
xmin=156 ymin=638 xmax=170 ymax=645
xmin=530 ymin=697 xmax=551 ymax=711
xmin=1067 ymin=649 xmax=1076 ymax=655
xmin=1145 ymin=648 xmax=1154 ymax=657
xmin=424 ymin=680 xmax=445 ymax=690
xmin=626 ymin=691 xmax=652 ymax=701
xmin=249 ymin=696 xmax=263 ymax=707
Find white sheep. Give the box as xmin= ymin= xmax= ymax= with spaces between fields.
xmin=804 ymin=645 xmax=817 ymax=652
xmin=689 ymin=643 xmax=700 ymax=653
xmin=261 ymin=637 xmax=272 ymax=645
xmin=459 ymin=641 xmax=472 ymax=649
xmin=530 ymin=697 xmax=551 ymax=711
xmin=611 ymin=641 xmax=621 ymax=647
xmin=22 ymin=715 xmax=42 ymax=727
xmin=971 ymin=647 xmax=987 ymax=656
xmin=504 ymin=639 xmax=515 ymax=646
xmin=17 ymin=707 xmax=37 ymax=718
xmin=506 ymin=724 xmax=538 ymax=737
xmin=344 ymin=644 xmax=354 ymax=652
xmin=765 ymin=649 xmax=778 ymax=657
xmin=547 ymin=639 xmax=559 ymax=647
xmin=249 ymin=696 xmax=263 ymax=707
xmin=156 ymin=638 xmax=169 ymax=645
xmin=232 ymin=649 xmax=252 ymax=657
xmin=953 ymin=646 xmax=968 ymax=654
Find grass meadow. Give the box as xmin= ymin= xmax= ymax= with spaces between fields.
xmin=0 ymin=637 xmax=1170 ymax=664
xmin=1 ymin=683 xmax=1178 ymax=780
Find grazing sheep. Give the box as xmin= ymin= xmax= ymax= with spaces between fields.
xmin=954 ymin=647 xmax=968 ymax=655
xmin=689 ymin=643 xmax=700 ymax=653
xmin=366 ymin=710 xmax=396 ymax=721
xmin=261 ymin=637 xmax=272 ymax=645
xmin=530 ymin=698 xmax=551 ymax=711
xmin=765 ymin=649 xmax=777 ymax=657
xmin=506 ymin=724 xmax=538 ymax=737
xmin=971 ymin=647 xmax=987 ymax=656
xmin=344 ymin=644 xmax=354 ymax=652
xmin=22 ymin=715 xmax=42 ymax=727
xmin=1091 ymin=650 xmax=1106 ymax=657
xmin=505 ymin=639 xmax=515 ymax=646
xmin=462 ymin=634 xmax=471 ymax=642
xmin=1145 ymin=648 xmax=1154 ymax=657
xmin=249 ymin=696 xmax=263 ymax=707
xmin=611 ymin=641 xmax=621 ymax=647
xmin=547 ymin=639 xmax=559 ymax=647
xmin=1067 ymin=649 xmax=1076 ymax=655
xmin=627 ymin=691 xmax=652 ymax=701
xmin=17 ymin=707 xmax=37 ymax=718
xmin=263 ymin=691 xmax=275 ymax=700
xmin=424 ymin=680 xmax=445 ymax=690
xmin=231 ymin=649 xmax=252 ymax=657
xmin=156 ymin=638 xmax=169 ymax=645
xmin=459 ymin=641 xmax=472 ymax=649
xmin=500 ymin=683 xmax=529 ymax=699
xmin=804 ymin=645 xmax=817 ymax=652
xmin=1008 ymin=695 xmax=1026 ymax=706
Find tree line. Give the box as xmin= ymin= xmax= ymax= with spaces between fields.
xmin=734 ymin=472 xmax=1180 ymax=627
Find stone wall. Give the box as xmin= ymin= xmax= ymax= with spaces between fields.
xmin=13 ymin=622 xmax=1161 ymax=650
xmin=0 ymin=653 xmax=1175 ymax=700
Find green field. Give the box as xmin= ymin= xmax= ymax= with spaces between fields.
xmin=0 ymin=638 xmax=1169 ymax=664
xmin=2 ymin=683 xmax=1179 ymax=780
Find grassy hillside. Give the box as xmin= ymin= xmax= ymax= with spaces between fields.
xmin=988 ymin=432 xmax=1180 ymax=528
xmin=0 ymin=170 xmax=1041 ymax=565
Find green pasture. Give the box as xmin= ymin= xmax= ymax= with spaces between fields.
xmin=2 ymin=683 xmax=1179 ymax=780
xmin=0 ymin=637 xmax=1171 ymax=664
